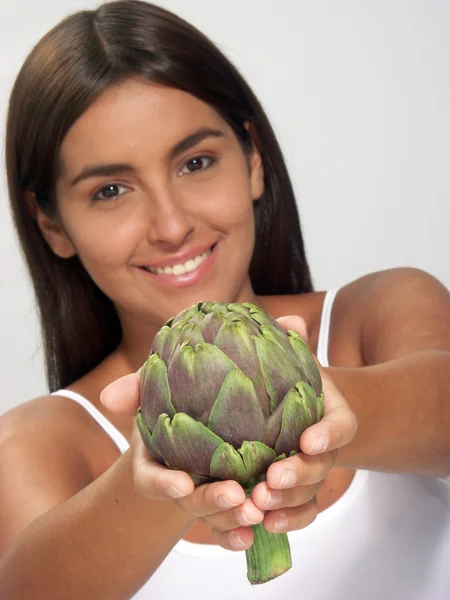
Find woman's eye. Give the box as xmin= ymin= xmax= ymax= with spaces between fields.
xmin=92 ymin=183 xmax=129 ymax=202
xmin=178 ymin=156 xmax=216 ymax=176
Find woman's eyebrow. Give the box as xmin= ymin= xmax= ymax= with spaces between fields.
xmin=70 ymin=127 xmax=225 ymax=187
xmin=168 ymin=127 xmax=224 ymax=160
xmin=70 ymin=163 xmax=133 ymax=186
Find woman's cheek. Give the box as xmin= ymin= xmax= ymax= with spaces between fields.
xmin=72 ymin=212 xmax=142 ymax=267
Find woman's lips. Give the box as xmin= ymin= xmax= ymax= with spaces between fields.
xmin=138 ymin=244 xmax=218 ymax=288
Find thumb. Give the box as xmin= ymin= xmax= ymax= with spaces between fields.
xmin=300 ymin=364 xmax=358 ymax=455
xmin=100 ymin=372 xmax=141 ymax=415
xmin=276 ymin=315 xmax=308 ymax=342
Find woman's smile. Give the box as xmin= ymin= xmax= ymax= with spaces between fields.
xmin=137 ymin=242 xmax=218 ymax=288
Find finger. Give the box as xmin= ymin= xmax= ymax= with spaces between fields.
xmin=177 ymin=479 xmax=246 ymax=518
xmin=132 ymin=431 xmax=194 ymax=499
xmin=276 ymin=315 xmax=308 ymax=342
xmin=201 ymin=497 xmax=264 ymax=532
xmin=300 ymin=368 xmax=358 ymax=455
xmin=100 ymin=372 xmax=141 ymax=414
xmin=252 ymin=480 xmax=318 ymax=512
xmin=263 ymin=497 xmax=318 ymax=534
xmin=264 ymin=451 xmax=334 ymax=489
xmin=211 ymin=526 xmax=254 ymax=551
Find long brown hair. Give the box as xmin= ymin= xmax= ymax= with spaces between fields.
xmin=6 ymin=0 xmax=313 ymax=392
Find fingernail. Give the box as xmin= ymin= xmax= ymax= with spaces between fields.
xmin=274 ymin=470 xmax=296 ymax=489
xmin=230 ymin=532 xmax=247 ymax=550
xmin=308 ymin=436 xmax=328 ymax=454
xmin=217 ymin=494 xmax=236 ymax=508
xmin=263 ymin=490 xmax=283 ymax=508
xmin=166 ymin=485 xmax=188 ymax=499
xmin=99 ymin=389 xmax=108 ymax=406
xmin=236 ymin=511 xmax=253 ymax=526
xmin=272 ymin=515 xmax=288 ymax=532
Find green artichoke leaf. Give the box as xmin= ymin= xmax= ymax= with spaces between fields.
xmin=244 ymin=304 xmax=281 ymax=330
xmin=274 ymin=382 xmax=318 ymax=456
xmin=226 ymin=303 xmax=252 ymax=319
xmin=171 ymin=304 xmax=202 ymax=326
xmin=207 ymin=369 xmax=266 ymax=447
xmin=151 ymin=325 xmax=171 ymax=359
xmin=210 ymin=442 xmax=248 ymax=483
xmin=136 ymin=408 xmax=165 ymax=464
xmin=214 ymin=320 xmax=270 ymax=416
xmin=159 ymin=320 xmax=187 ymax=363
xmin=226 ymin=304 xmax=260 ymax=333
xmin=151 ymin=412 xmax=223 ymax=476
xmin=210 ymin=441 xmax=276 ymax=484
xmin=176 ymin=323 xmax=205 ymax=348
xmin=190 ymin=311 xmax=206 ymax=326
xmin=140 ymin=354 xmax=175 ymax=430
xmin=239 ymin=441 xmax=277 ymax=483
xmin=287 ymin=330 xmax=322 ymax=396
xmin=201 ymin=301 xmax=228 ymax=315
xmin=316 ymin=390 xmax=325 ymax=421
xmin=245 ymin=304 xmax=303 ymax=361
xmin=167 ymin=342 xmax=237 ymax=424
xmin=254 ymin=327 xmax=308 ymax=413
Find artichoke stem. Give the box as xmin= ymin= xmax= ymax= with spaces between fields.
xmin=245 ymin=524 xmax=292 ymax=585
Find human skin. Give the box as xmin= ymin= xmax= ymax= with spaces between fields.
xmin=1 ymin=76 xmax=450 ymax=600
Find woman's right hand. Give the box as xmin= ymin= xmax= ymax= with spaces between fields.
xmin=102 ymin=374 xmax=266 ymax=550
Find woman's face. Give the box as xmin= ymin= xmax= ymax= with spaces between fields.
xmin=50 ymin=78 xmax=264 ymax=329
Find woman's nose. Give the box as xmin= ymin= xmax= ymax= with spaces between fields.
xmin=145 ymin=188 xmax=195 ymax=248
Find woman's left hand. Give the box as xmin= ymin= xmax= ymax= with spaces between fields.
xmin=248 ymin=315 xmax=357 ymax=534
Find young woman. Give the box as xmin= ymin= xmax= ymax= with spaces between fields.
xmin=1 ymin=1 xmax=449 ymax=599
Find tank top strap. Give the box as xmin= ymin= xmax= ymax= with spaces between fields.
xmin=316 ymin=289 xmax=339 ymax=367
xmin=51 ymin=389 xmax=130 ymax=454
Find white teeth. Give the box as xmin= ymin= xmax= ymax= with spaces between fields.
xmin=148 ymin=250 xmax=211 ymax=275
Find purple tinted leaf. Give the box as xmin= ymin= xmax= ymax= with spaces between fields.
xmin=136 ymin=408 xmax=165 ymax=464
xmin=254 ymin=328 xmax=307 ymax=413
xmin=190 ymin=312 xmax=206 ymax=326
xmin=151 ymin=325 xmax=171 ymax=358
xmin=151 ymin=412 xmax=222 ymax=476
xmin=207 ymin=370 xmax=265 ymax=447
xmin=160 ymin=321 xmax=186 ymax=363
xmin=171 ymin=304 xmax=202 ymax=326
xmin=214 ymin=320 xmax=270 ymax=416
xmin=167 ymin=342 xmax=236 ymax=423
xmin=176 ymin=323 xmax=205 ymax=348
xmin=274 ymin=383 xmax=317 ymax=455
xmin=199 ymin=312 xmax=227 ymax=344
xmin=140 ymin=354 xmax=175 ymax=430
xmin=287 ymin=330 xmax=323 ymax=396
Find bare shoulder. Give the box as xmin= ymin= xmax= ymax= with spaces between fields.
xmin=0 ymin=395 xmax=97 ymax=553
xmin=332 ymin=267 xmax=450 ymax=364
xmin=0 ymin=393 xmax=119 ymax=489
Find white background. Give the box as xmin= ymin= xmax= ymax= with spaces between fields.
xmin=1 ymin=0 xmax=449 ymax=416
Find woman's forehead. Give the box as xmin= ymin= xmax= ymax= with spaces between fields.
xmin=58 ymin=78 xmax=233 ymax=175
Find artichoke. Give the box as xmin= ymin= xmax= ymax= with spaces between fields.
xmin=137 ymin=301 xmax=324 ymax=584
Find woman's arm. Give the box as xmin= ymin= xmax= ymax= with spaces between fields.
xmin=329 ymin=267 xmax=450 ymax=475
xmin=0 ymin=401 xmax=194 ymax=600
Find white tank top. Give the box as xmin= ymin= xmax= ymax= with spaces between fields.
xmin=52 ymin=290 xmax=450 ymax=600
